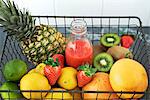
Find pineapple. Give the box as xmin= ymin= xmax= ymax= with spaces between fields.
xmin=0 ymin=0 xmax=66 ymax=64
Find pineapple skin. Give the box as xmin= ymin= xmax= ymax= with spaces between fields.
xmin=21 ymin=25 xmax=66 ymax=65
xmin=0 ymin=0 xmax=66 ymax=65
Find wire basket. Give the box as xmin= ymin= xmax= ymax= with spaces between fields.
xmin=0 ymin=16 xmax=149 ymax=99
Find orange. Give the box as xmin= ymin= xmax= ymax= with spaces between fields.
xmin=82 ymin=72 xmax=118 ymax=100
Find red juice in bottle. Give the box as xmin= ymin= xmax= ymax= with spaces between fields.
xmin=65 ymin=19 xmax=93 ymax=68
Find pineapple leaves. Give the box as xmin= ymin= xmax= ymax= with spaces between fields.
xmin=7 ymin=0 xmax=18 ymax=15
xmin=12 ymin=1 xmax=19 ymax=16
xmin=0 ymin=18 xmax=5 ymax=23
xmin=10 ymin=16 xmax=18 ymax=24
xmin=0 ymin=0 xmax=36 ymax=41
xmin=0 ymin=7 xmax=11 ymax=21
xmin=0 ymin=0 xmax=12 ymax=20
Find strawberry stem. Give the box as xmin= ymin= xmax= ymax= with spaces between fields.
xmin=78 ymin=64 xmax=97 ymax=77
xmin=44 ymin=57 xmax=60 ymax=67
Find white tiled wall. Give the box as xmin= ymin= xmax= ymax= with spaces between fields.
xmin=14 ymin=0 xmax=55 ymax=15
xmin=102 ymin=0 xmax=150 ymax=26
xmin=54 ymin=0 xmax=102 ymax=16
xmin=14 ymin=0 xmax=150 ymax=26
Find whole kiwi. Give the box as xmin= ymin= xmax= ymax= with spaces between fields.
xmin=107 ymin=46 xmax=133 ymax=60
xmin=93 ymin=44 xmax=107 ymax=58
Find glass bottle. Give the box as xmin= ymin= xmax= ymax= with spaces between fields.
xmin=65 ymin=19 xmax=93 ymax=68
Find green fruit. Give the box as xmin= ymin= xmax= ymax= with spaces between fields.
xmin=0 ymin=82 xmax=22 ymax=99
xmin=100 ymin=33 xmax=120 ymax=47
xmin=3 ymin=59 xmax=28 ymax=81
xmin=94 ymin=53 xmax=114 ymax=72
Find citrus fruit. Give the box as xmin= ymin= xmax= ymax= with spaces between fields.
xmin=3 ymin=59 xmax=27 ymax=81
xmin=28 ymin=63 xmax=46 ymax=75
xmin=45 ymin=88 xmax=72 ymax=99
xmin=20 ymin=73 xmax=51 ymax=99
xmin=35 ymin=63 xmax=46 ymax=75
xmin=28 ymin=68 xmax=36 ymax=74
xmin=0 ymin=82 xmax=22 ymax=99
xmin=83 ymin=72 xmax=118 ymax=99
xmin=58 ymin=67 xmax=77 ymax=90
xmin=72 ymin=87 xmax=82 ymax=100
xmin=110 ymin=58 xmax=148 ymax=99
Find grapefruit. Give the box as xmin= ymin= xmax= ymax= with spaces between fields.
xmin=109 ymin=58 xmax=148 ymax=99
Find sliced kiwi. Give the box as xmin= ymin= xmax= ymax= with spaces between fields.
xmin=100 ymin=33 xmax=120 ymax=47
xmin=94 ymin=52 xmax=114 ymax=72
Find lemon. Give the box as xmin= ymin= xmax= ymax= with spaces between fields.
xmin=28 ymin=68 xmax=36 ymax=74
xmin=58 ymin=67 xmax=77 ymax=90
xmin=20 ymin=73 xmax=51 ymax=99
xmin=45 ymin=88 xmax=72 ymax=99
xmin=28 ymin=63 xmax=46 ymax=75
xmin=35 ymin=63 xmax=46 ymax=75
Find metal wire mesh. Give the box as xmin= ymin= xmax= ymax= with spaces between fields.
xmin=0 ymin=16 xmax=149 ymax=99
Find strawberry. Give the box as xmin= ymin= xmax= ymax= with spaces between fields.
xmin=52 ymin=54 xmax=64 ymax=68
xmin=44 ymin=57 xmax=61 ymax=85
xmin=121 ymin=35 xmax=134 ymax=48
xmin=77 ymin=64 xmax=97 ymax=87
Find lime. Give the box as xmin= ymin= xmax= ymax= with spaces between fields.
xmin=0 ymin=82 xmax=22 ymax=99
xmin=3 ymin=59 xmax=28 ymax=81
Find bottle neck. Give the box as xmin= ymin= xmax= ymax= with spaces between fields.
xmin=70 ymin=33 xmax=87 ymax=40
xmin=71 ymin=30 xmax=87 ymax=35
xmin=71 ymin=19 xmax=87 ymax=36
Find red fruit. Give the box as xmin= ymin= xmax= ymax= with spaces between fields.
xmin=77 ymin=71 xmax=92 ymax=87
xmin=44 ymin=57 xmax=61 ymax=85
xmin=121 ymin=35 xmax=134 ymax=48
xmin=77 ymin=65 xmax=97 ymax=87
xmin=52 ymin=54 xmax=64 ymax=68
xmin=44 ymin=65 xmax=61 ymax=85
